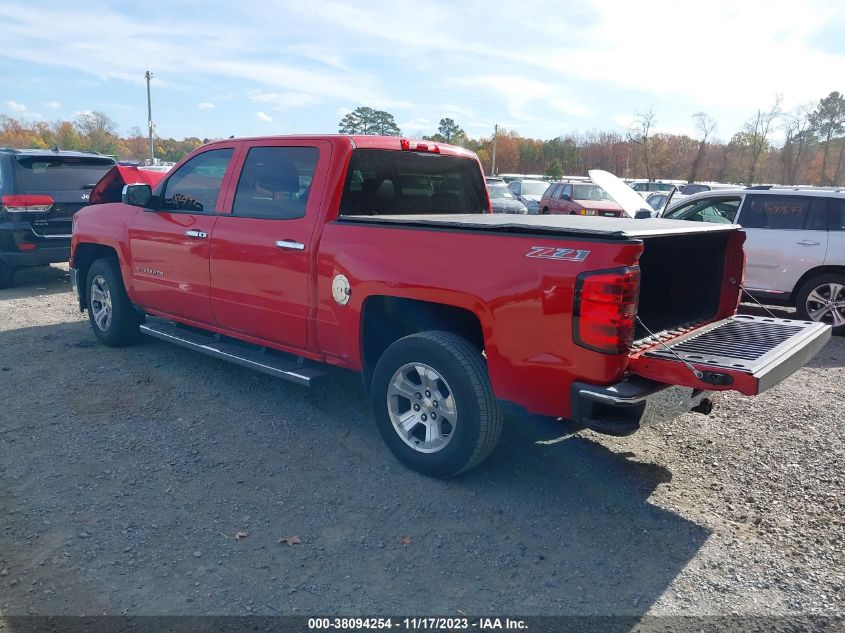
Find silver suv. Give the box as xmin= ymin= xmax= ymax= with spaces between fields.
xmin=663 ymin=187 xmax=845 ymax=332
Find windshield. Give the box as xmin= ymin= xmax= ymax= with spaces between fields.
xmin=15 ymin=156 xmax=116 ymax=192
xmin=572 ymin=184 xmax=612 ymax=201
xmin=339 ymin=149 xmax=487 ymax=215
xmin=664 ymin=197 xmax=741 ymax=223
xmin=520 ymin=181 xmax=548 ymax=196
xmin=488 ymin=186 xmax=514 ymax=199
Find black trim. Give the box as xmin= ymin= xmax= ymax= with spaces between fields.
xmin=332 ymin=218 xmax=642 ymax=244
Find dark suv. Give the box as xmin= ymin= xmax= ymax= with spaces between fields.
xmin=0 ymin=148 xmax=116 ymax=288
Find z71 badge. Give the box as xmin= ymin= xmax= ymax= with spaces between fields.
xmin=526 ymin=246 xmax=590 ymax=262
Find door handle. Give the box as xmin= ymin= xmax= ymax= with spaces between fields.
xmin=275 ymin=240 xmax=305 ymax=251
xmin=796 ymin=240 xmax=820 ymax=246
xmin=185 ymin=230 xmax=207 ymax=239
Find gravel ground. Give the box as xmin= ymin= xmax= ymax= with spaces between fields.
xmin=0 ymin=264 xmax=843 ymax=617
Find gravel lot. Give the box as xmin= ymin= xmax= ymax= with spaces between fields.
xmin=0 ymin=264 xmax=843 ymax=617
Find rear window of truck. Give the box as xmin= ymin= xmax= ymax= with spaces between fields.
xmin=15 ymin=156 xmax=116 ymax=192
xmin=339 ymin=149 xmax=487 ymax=216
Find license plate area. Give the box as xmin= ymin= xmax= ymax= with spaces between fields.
xmin=628 ymin=314 xmax=830 ymax=395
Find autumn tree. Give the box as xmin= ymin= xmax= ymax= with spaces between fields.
xmin=338 ymin=107 xmax=401 ymax=135
xmin=810 ymin=92 xmax=845 ymax=185
xmin=74 ymin=111 xmax=119 ymax=154
xmin=780 ymin=104 xmax=815 ymax=184
xmin=627 ymin=107 xmax=656 ymax=180
xmin=742 ymin=95 xmax=782 ymax=184
xmin=688 ymin=112 xmax=716 ymax=183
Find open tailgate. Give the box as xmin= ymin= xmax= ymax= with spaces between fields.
xmin=628 ymin=314 xmax=830 ymax=396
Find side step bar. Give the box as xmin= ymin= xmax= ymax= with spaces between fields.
xmin=139 ymin=319 xmax=326 ymax=387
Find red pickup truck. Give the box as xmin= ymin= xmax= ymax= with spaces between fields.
xmin=70 ymin=135 xmax=831 ymax=477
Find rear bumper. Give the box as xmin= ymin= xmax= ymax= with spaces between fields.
xmin=0 ymin=245 xmax=70 ymax=267
xmin=570 ymin=377 xmax=710 ymax=436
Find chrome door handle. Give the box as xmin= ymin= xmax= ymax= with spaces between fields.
xmin=797 ymin=240 xmax=820 ymax=246
xmin=275 ymin=240 xmax=305 ymax=251
xmin=185 ymin=230 xmax=207 ymax=239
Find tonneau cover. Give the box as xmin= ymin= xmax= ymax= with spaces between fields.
xmin=339 ymin=214 xmax=740 ymax=240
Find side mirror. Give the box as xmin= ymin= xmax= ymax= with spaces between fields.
xmin=561 ymin=194 xmax=571 ymax=201
xmin=122 ymin=183 xmax=153 ymax=207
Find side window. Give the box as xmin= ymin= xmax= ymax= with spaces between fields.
xmin=546 ymin=184 xmax=559 ymax=199
xmin=740 ymin=195 xmax=823 ymax=230
xmin=831 ymin=199 xmax=845 ymax=230
xmin=232 ymin=146 xmax=319 ymax=219
xmin=508 ymin=181 xmax=520 ymax=195
xmin=160 ymin=148 xmax=233 ymax=213
xmin=561 ymin=185 xmax=573 ymax=199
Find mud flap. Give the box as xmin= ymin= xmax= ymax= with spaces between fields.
xmin=628 ymin=314 xmax=831 ymax=396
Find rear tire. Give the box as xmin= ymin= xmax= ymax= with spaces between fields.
xmin=0 ymin=261 xmax=15 ymax=289
xmin=371 ymin=331 xmax=503 ymax=478
xmin=85 ymin=258 xmax=142 ymax=347
xmin=795 ymin=273 xmax=845 ymax=335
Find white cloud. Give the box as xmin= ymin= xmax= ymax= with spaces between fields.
xmin=6 ymin=100 xmax=27 ymax=113
xmin=255 ymin=111 xmax=273 ymax=123
xmin=196 ymin=101 xmax=215 ymax=109
xmin=43 ymin=100 xmax=61 ymax=109
xmin=248 ymin=90 xmax=319 ymax=110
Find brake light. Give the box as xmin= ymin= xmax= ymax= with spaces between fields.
xmin=400 ymin=139 xmax=440 ymax=153
xmin=1 ymin=194 xmax=54 ymax=213
xmin=573 ymin=267 xmax=640 ymax=354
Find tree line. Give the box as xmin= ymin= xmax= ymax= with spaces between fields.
xmin=3 ymin=91 xmax=845 ymax=185
xmin=0 ymin=111 xmax=206 ymax=163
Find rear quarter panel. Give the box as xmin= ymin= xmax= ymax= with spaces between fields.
xmin=315 ymin=221 xmax=643 ymax=417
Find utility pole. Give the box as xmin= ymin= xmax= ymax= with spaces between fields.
xmin=491 ymin=123 xmax=498 ymax=176
xmin=145 ymin=70 xmax=155 ymax=165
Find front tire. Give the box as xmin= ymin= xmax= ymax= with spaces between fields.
xmin=795 ymin=273 xmax=845 ymax=335
xmin=371 ymin=331 xmax=503 ymax=478
xmin=85 ymin=258 xmax=142 ymax=347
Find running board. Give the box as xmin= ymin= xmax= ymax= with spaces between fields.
xmin=139 ymin=319 xmax=325 ymax=387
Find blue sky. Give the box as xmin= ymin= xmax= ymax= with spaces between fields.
xmin=1 ymin=0 xmax=844 ymax=142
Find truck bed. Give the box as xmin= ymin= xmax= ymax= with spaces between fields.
xmin=338 ymin=214 xmax=739 ymax=240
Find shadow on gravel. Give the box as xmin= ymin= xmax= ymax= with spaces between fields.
xmin=0 ymin=321 xmax=709 ymax=619
xmin=0 ymin=264 xmax=72 ymax=300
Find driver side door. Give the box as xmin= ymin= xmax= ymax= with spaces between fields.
xmin=128 ymin=145 xmax=239 ymax=325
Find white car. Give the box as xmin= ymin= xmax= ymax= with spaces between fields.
xmin=506 ymin=179 xmax=549 ymax=215
xmin=629 ymin=181 xmax=682 ymax=199
xmin=663 ymin=187 xmax=845 ymax=331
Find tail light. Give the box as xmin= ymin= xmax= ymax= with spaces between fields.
xmin=1 ymin=195 xmax=54 ymax=213
xmin=573 ymin=267 xmax=640 ymax=354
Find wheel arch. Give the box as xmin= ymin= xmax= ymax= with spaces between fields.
xmin=792 ymin=265 xmax=845 ymax=306
xmin=73 ymin=242 xmax=121 ymax=310
xmin=359 ymin=295 xmax=485 ymax=393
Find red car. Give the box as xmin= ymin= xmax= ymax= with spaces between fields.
xmin=540 ymin=181 xmax=625 ymax=217
xmin=70 ymin=135 xmax=829 ymax=477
